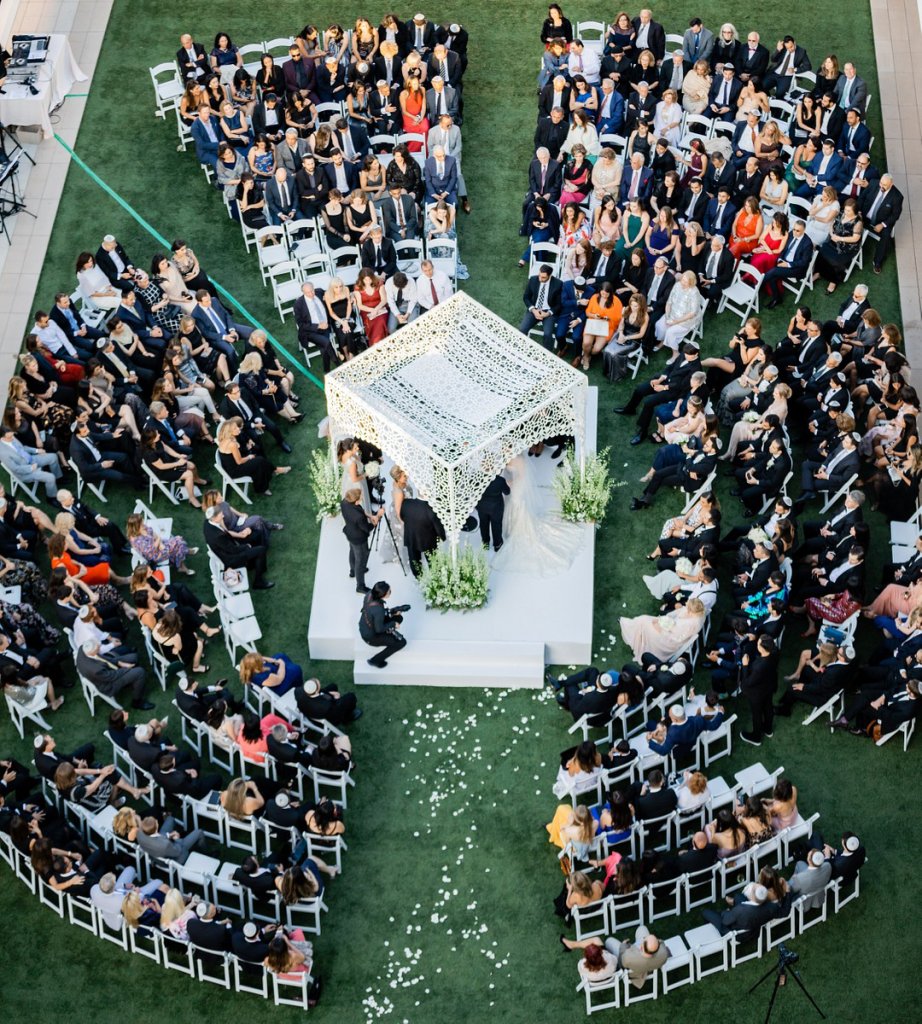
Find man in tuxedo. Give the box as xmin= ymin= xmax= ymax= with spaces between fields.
xmin=341 ymin=488 xmax=381 ymax=593
xmin=265 ymin=167 xmax=299 ymax=226
xmin=703 ymin=187 xmax=736 ymax=238
xmin=534 ymin=107 xmax=569 ymax=162
xmin=174 ymin=674 xmax=239 ymax=723
xmin=176 ymin=33 xmax=208 ymax=81
xmin=834 ymin=62 xmax=868 ymax=111
xmin=798 ymin=431 xmax=860 ymax=504
xmin=834 ymin=677 xmax=921 ymax=737
xmin=95 ymin=235 xmax=135 ymax=287
xmin=401 ymin=498 xmax=446 ymax=576
xmin=203 ymin=505 xmax=274 ymax=589
xmin=677 ymin=177 xmax=708 ymax=226
xmin=384 ymin=272 xmax=419 ymax=332
xmin=682 ymin=18 xmax=715 ymax=65
xmin=659 ymin=49 xmax=689 ymax=101
xmin=596 ymin=78 xmax=625 ymax=135
xmin=423 ymin=147 xmax=458 ymax=206
xmin=600 ymin=46 xmax=634 ymax=98
xmin=425 ymin=76 xmax=459 ymax=123
xmin=282 ymin=44 xmax=318 ymax=102
xmin=615 ymin=342 xmax=701 ymax=441
xmin=630 ymin=435 xmax=718 ymax=509
xmin=323 ymin=150 xmax=358 ymax=198
xmin=251 ymin=93 xmax=285 ymax=144
xmin=834 ymin=283 xmax=870 ymax=335
xmin=415 ymin=260 xmax=453 ymax=311
xmin=763 ymin=218 xmax=815 ymax=307
xmin=737 ymin=31 xmax=769 ymax=84
xmin=294 ymin=154 xmax=328 ymax=218
xmin=538 ymin=75 xmax=571 ymax=119
xmin=361 ymin=226 xmax=398 ymax=278
xmin=632 ymin=10 xmax=666 ymax=62
xmin=220 ymin=380 xmax=289 ymax=453
xmin=382 ymin=185 xmax=419 ymax=242
xmin=775 ymin=642 xmax=855 ymax=716
xmin=476 ymin=475 xmax=510 ymax=552
xmin=520 ymin=266 xmax=563 ymax=349
xmin=554 ymin=670 xmax=620 ymax=723
xmin=619 ymin=152 xmax=653 ymax=207
xmin=696 ymin=235 xmax=735 ymax=303
xmin=736 ymin=437 xmax=792 ymax=517
xmin=862 ymin=174 xmax=903 ymax=272
xmin=370 ymin=80 xmax=400 ymax=134
xmin=837 ymin=108 xmax=871 ymax=161
xmin=762 ymin=36 xmax=812 ymax=98
xmin=707 ymin=63 xmax=742 ymax=120
xmin=54 ymin=488 xmax=128 ymax=553
xmin=76 ymin=640 xmax=151 ymax=710
xmin=69 ymin=421 xmax=137 ymax=486
xmin=95 ymin=335 xmax=154 ymax=396
xmin=405 ymin=13 xmax=436 ymax=56
xmin=190 ymin=105 xmax=221 ymax=168
xmin=817 ymin=92 xmax=845 ymax=146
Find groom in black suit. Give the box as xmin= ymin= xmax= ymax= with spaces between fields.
xmin=341 ymin=489 xmax=382 ymax=593
xmin=401 ymin=498 xmax=446 ymax=577
xmin=477 ymin=475 xmax=510 ymax=551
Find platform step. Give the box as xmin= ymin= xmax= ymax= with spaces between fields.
xmin=353 ymin=639 xmax=545 ymax=689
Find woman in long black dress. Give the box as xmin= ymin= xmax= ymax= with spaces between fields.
xmin=321 ymin=189 xmax=356 ymax=249
xmin=255 ymin=54 xmax=285 ymax=98
xmin=236 ymin=172 xmax=268 ymax=230
xmin=216 ymin=417 xmax=287 ymax=495
xmin=813 ymin=197 xmax=863 ymax=292
xmin=385 ymin=144 xmax=423 ymax=202
xmin=141 ymin=428 xmax=207 ymax=509
xmin=324 ymin=278 xmax=363 ymax=358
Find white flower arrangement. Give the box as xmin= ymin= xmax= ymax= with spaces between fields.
xmin=308 ymin=445 xmax=343 ymax=521
xmin=743 ymin=411 xmax=761 ymax=423
xmin=553 ymin=446 xmax=620 ymax=524
xmin=419 ymin=546 xmax=490 ymax=612
xmin=365 ymin=460 xmax=381 ymax=479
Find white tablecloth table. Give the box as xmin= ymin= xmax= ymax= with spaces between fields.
xmin=0 ymin=34 xmax=87 ymax=138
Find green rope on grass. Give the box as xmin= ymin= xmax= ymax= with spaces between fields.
xmin=52 ymin=132 xmax=326 ymax=392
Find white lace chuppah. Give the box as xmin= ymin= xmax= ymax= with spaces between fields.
xmin=324 ymin=292 xmax=589 ymax=563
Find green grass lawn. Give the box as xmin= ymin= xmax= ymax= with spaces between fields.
xmin=1 ymin=1 xmax=920 ymax=1021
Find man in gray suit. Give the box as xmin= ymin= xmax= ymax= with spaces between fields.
xmin=427 ymin=113 xmax=469 ymax=212
xmin=76 ymin=640 xmax=153 ymax=710
xmin=274 ymin=128 xmax=310 ymax=177
xmin=789 ymin=848 xmax=833 ymax=910
xmin=702 ymin=882 xmax=776 ymax=936
xmin=606 ymin=926 xmax=670 ymax=989
xmin=137 ymin=814 xmax=203 ymax=865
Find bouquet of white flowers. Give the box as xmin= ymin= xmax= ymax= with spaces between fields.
xmin=365 ymin=460 xmax=381 ymax=479
xmin=553 ymin=447 xmax=620 ymax=524
xmin=671 ymin=432 xmax=689 ymax=445
xmin=419 ymin=546 xmax=490 ymax=612
xmin=308 ymin=445 xmax=343 ymax=522
xmin=743 ymin=411 xmax=761 ymax=423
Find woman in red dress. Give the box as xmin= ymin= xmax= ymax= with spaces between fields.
xmin=355 ymin=271 xmax=389 ymax=345
xmin=398 ymin=77 xmax=429 ymax=153
xmin=746 ymin=212 xmax=789 ymax=281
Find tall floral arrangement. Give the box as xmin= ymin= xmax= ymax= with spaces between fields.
xmin=308 ymin=445 xmax=343 ymax=521
xmin=553 ymin=447 xmax=617 ymax=524
xmin=419 ymin=545 xmax=490 ymax=612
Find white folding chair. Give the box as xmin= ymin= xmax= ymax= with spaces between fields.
xmin=395 ymin=238 xmax=424 ymax=276
xmin=1 ymin=464 xmax=41 ymax=504
xmin=310 ymin=766 xmax=355 ymax=809
xmin=67 ymin=457 xmax=108 ymax=504
xmin=315 ymin=102 xmax=345 ymax=124
xmin=95 ymin=907 xmax=130 ymax=949
xmin=598 ymin=133 xmax=627 ymax=157
xmin=79 ymin=672 xmax=122 ymax=717
xmin=150 ymin=63 xmax=184 ymax=118
xmin=699 ymin=713 xmax=736 ymax=768
xmin=271 ymin=969 xmax=313 ymax=1009
xmin=717 ymin=262 xmax=763 ymax=323
xmin=212 ymin=861 xmax=249 ymax=916
xmin=622 ymin=967 xmax=660 ymax=1006
xmin=286 ymin=217 xmax=325 ymax=260
xmin=876 ymin=717 xmax=916 ymax=751
xmin=730 ymin=926 xmax=765 ymax=967
xmin=684 ymin=863 xmax=719 ymax=912
xmin=397 ymin=132 xmax=427 ymax=157
xmin=160 ymin=931 xmax=196 ymax=974
xmin=684 ymin=923 xmax=732 ymax=977
xmin=577 ymin=970 xmax=623 ymax=1014
xmin=214 ymin=448 xmax=253 ymax=506
xmin=264 ymin=36 xmax=294 ymax=58
xmin=833 ymin=871 xmax=861 ymax=911
xmin=284 ymin=895 xmax=327 ymax=935
xmin=819 ymin=472 xmax=858 ymax=515
xmin=68 ymin=892 xmax=98 ymax=934
xmin=128 ymin=922 xmax=162 ymax=960
xmin=528 ymin=241 xmax=563 ymax=278
xmin=803 ymin=691 xmax=844 ymax=727
xmin=780 ymin=251 xmax=818 ymax=304
xmin=660 ymin=934 xmax=694 ymax=992
xmin=297 ymin=251 xmax=333 ymax=289
xmin=5 ymin=688 xmax=52 ymax=739
xmin=142 ymin=461 xmax=185 ymax=506
xmin=329 ymin=246 xmax=362 ymax=286
xmin=270 ymin=263 xmax=305 ymax=323
xmin=233 ymin=955 xmax=270 ymax=997
xmin=765 ymin=905 xmax=798 ymax=949
xmin=255 ymin=227 xmax=290 ymax=283
xmin=571 ymin=897 xmax=610 ymax=940
xmin=369 ymin=133 xmax=398 ymax=154
xmin=645 ymin=875 xmax=683 ymax=922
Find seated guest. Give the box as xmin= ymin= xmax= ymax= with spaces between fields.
xmin=294 ymin=677 xmax=362 ymax=724
xmin=240 ymin=650 xmax=304 ymax=697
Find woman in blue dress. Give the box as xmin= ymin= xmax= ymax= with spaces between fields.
xmin=240 ymin=651 xmax=304 ymax=697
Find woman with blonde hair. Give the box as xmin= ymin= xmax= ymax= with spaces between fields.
xmin=239 ymin=650 xmax=304 ymax=696
xmin=724 ymin=382 xmax=791 ymax=459
xmin=160 ymin=888 xmax=197 ymax=939
xmin=337 ymin=437 xmax=370 ymax=510
xmin=122 ymin=887 xmax=167 ymax=930
xmin=681 ymin=59 xmax=711 ymax=115
xmin=220 ymin=777 xmax=265 ymax=819
xmin=125 ymin=512 xmax=195 ymax=572
xmin=237 ymin=352 xmax=301 ymax=422
xmin=111 ymin=806 xmax=142 ymax=842
xmin=217 ymin=416 xmax=287 ymax=495
xmin=621 ymin=596 xmax=707 ymax=662
xmin=806 ymin=185 xmax=840 ymax=246
xmin=324 ymin=276 xmax=362 ymax=358
xmin=380 ymin=464 xmax=413 ymax=564
xmin=545 ymin=803 xmax=599 ymax=860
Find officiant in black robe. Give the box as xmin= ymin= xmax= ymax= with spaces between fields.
xmin=401 ymin=498 xmax=446 ymax=577
xmin=476 ymin=475 xmax=510 ymax=551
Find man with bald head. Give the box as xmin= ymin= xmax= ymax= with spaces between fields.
xmin=176 ymin=32 xmax=207 ymax=80
xmin=609 ymin=927 xmax=670 ymax=988
xmin=861 ymin=173 xmax=904 ymax=272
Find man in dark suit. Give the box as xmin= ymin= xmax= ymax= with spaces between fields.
xmin=737 ymin=439 xmax=793 ymax=517
xmin=115 ymin=289 xmax=166 ymax=350
xmin=220 ymin=379 xmax=288 ymax=453
xmin=323 ymin=150 xmax=358 ymax=197
xmin=659 ymin=49 xmax=690 ymax=100
xmin=76 ymin=640 xmax=152 ymax=710
xmin=251 ymin=93 xmax=285 ymax=143
xmin=69 ymin=422 xmax=138 ymax=485
xmin=862 ymin=174 xmax=903 ymax=272
xmin=730 ymin=109 xmax=762 ymax=168
xmin=401 ymin=498 xmax=446 ymax=576
xmin=696 ymin=236 xmax=735 ymax=303
xmin=552 ymin=667 xmax=620 ymax=722
xmin=702 ymin=881 xmax=776 ymax=936
xmin=646 ymin=702 xmax=726 ymax=757
xmin=763 ymin=219 xmax=815 ymax=307
xmin=369 ymin=81 xmax=400 ymax=134
xmin=360 ymin=227 xmax=397 ymax=278
xmin=837 ymin=109 xmax=871 ymax=160
xmin=315 ymin=57 xmax=348 ymax=104
xmin=176 ymin=33 xmax=208 ymax=81
xmin=294 ymin=154 xmax=328 ymax=218
xmin=294 ymin=677 xmax=361 ymax=724
xmin=739 ymin=634 xmax=780 ymax=745
xmin=186 ymin=903 xmax=234 ymax=953
xmin=332 ymin=118 xmax=370 ymax=163
xmin=703 ymin=187 xmax=736 ymax=238
xmin=641 ymin=258 xmax=676 ymax=338
xmin=631 ymin=436 xmax=718 ymax=509
xmin=233 ymin=859 xmax=283 ymax=901
xmin=533 ymin=108 xmax=569 ymax=162
xmin=796 ymin=138 xmax=848 ymax=198
xmin=33 ymin=734 xmax=96 ymax=781
xmin=174 ymin=675 xmax=238 ymax=722
xmin=425 ymin=77 xmax=459 ymax=123
xmin=706 ymin=64 xmax=742 ymax=120
xmin=775 ymin=644 xmax=854 ymax=716
xmin=192 ymin=290 xmax=252 ymax=367
xmin=704 ymin=152 xmax=736 ymax=199
xmin=615 ymin=342 xmax=701 ymax=440
xmin=476 ymin=475 xmax=511 ymax=552
xmin=232 ymin=922 xmax=276 ymax=965
xmin=428 ymin=43 xmax=462 ymax=89
xmin=204 ymin=507 xmax=274 ymax=589
xmin=631 ymin=11 xmax=666 ymax=62
xmin=436 ymin=23 xmax=468 ymax=73
xmin=799 ymin=432 xmax=860 ymax=503
xmin=732 ymin=156 xmax=763 ymax=205
xmin=817 ymin=92 xmax=846 ymax=146
xmin=526 ymin=150 xmax=563 ymax=210
xmin=836 ymin=677 xmax=921 ymax=736
xmin=381 ymin=185 xmax=419 ymax=242
xmin=404 ymin=13 xmax=436 ymax=56
xmin=538 ymin=76 xmax=571 ymax=119
xmin=341 ymin=489 xmax=381 ymax=593
xmin=677 ymin=178 xmax=708 ymax=226
xmin=632 ymin=769 xmax=678 ymax=821
xmin=95 ymin=236 xmax=135 ymax=287
xmin=190 ymin=106 xmax=221 ymax=168
xmin=736 ymin=32 xmax=770 ymax=84
xmin=264 ymin=168 xmax=299 ymax=226
xmin=423 ymin=148 xmax=459 ymax=205
xmin=762 ymin=36 xmax=811 ymax=98
xmin=48 ymin=293 xmax=102 ymax=355
xmin=282 ymin=44 xmax=318 ymax=102
xmin=674 ymin=832 xmax=719 ymax=874
xmin=624 ymin=82 xmax=656 ymax=132
xmin=293 ymin=282 xmax=336 ymax=371
xmin=840 ymin=153 xmax=878 ymax=204
xmin=519 ymin=266 xmax=563 ymax=349
xmin=619 ymin=153 xmax=653 ymax=207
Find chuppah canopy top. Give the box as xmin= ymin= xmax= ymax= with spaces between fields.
xmin=325 ymin=291 xmax=588 ymax=549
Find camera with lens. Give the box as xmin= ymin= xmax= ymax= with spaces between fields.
xmin=777 ymin=944 xmax=799 ymax=967
xmin=391 ymin=604 xmax=412 ymax=614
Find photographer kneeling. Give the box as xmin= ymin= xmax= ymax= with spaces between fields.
xmin=359 ymin=581 xmax=409 ymax=668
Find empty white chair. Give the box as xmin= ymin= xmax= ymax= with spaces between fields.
xmin=330 ymin=246 xmax=362 ymax=286
xmin=660 ymin=934 xmax=694 ymax=992
xmin=149 ymin=63 xmax=184 ymax=118
xmin=5 ymin=687 xmax=52 ymax=739
xmin=238 ymin=43 xmax=266 ymax=76
xmin=717 ymin=262 xmax=764 ymax=323
xmin=269 ymin=260 xmax=304 ymax=322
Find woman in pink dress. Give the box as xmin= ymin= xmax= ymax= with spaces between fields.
xmin=620 ymin=596 xmax=706 ymax=662
xmin=746 ymin=212 xmax=789 ymax=281
xmin=355 ymin=270 xmax=389 ymax=345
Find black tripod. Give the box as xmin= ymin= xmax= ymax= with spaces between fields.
xmin=370 ymin=507 xmax=407 ymax=576
xmin=0 ymin=122 xmax=37 ymax=167
xmin=0 ymin=150 xmax=35 ymax=243
xmin=748 ymin=944 xmax=826 ymax=1024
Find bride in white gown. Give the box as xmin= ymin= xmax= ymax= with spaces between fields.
xmin=491 ymin=454 xmax=584 ymax=576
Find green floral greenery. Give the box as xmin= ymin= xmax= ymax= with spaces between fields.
xmin=419 ymin=545 xmax=490 ymax=611
xmin=553 ymin=447 xmax=618 ymax=524
xmin=308 ymin=446 xmax=342 ymax=521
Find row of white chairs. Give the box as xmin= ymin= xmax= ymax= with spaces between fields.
xmin=576 ymin=871 xmax=861 ymax=1012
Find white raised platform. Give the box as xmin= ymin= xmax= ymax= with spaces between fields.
xmin=307 ymin=388 xmax=598 ymax=688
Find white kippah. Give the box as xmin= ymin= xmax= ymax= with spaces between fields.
xmin=844 ymin=835 xmax=860 ymax=853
